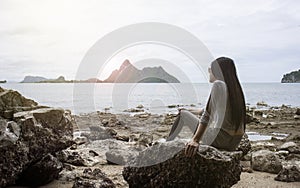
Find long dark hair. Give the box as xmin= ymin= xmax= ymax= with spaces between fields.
xmin=209 ymin=57 xmax=246 ymax=131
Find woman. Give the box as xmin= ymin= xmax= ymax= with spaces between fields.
xmin=167 ymin=57 xmax=246 ymax=157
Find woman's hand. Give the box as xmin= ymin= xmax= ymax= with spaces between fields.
xmin=185 ymin=140 xmax=199 ymax=157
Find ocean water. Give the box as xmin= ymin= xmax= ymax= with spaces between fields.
xmin=0 ymin=83 xmax=299 ymax=114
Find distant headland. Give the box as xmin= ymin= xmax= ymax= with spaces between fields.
xmin=281 ymin=69 xmax=300 ymax=83
xmin=20 ymin=60 xmax=180 ymax=83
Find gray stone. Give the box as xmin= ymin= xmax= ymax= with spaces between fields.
xmin=106 ymin=147 xmax=139 ymax=165
xmin=251 ymin=142 xmax=277 ymax=152
xmin=0 ymin=88 xmax=38 ymax=117
xmin=251 ymin=150 xmax=282 ymax=174
xmin=73 ymin=136 xmax=89 ymax=145
xmin=81 ymin=126 xmax=115 ymax=141
xmin=72 ymin=168 xmax=115 ymax=188
xmin=56 ymin=150 xmax=87 ymax=166
xmin=279 ymin=142 xmax=300 ymax=154
xmin=123 ymin=140 xmax=243 ymax=188
xmin=275 ymin=160 xmax=300 ymax=182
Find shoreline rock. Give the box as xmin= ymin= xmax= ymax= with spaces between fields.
xmin=123 ymin=140 xmax=245 ymax=188
xmin=0 ymin=88 xmax=74 ymax=187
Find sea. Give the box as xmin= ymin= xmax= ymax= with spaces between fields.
xmin=0 ymin=83 xmax=299 ymax=115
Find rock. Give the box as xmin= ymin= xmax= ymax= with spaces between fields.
xmin=275 ymin=150 xmax=289 ymax=158
xmin=0 ymin=118 xmax=6 ymax=131
xmin=251 ymin=142 xmax=277 ymax=152
xmin=104 ymin=139 xmax=141 ymax=165
xmin=286 ymin=154 xmax=300 ymax=161
xmin=17 ymin=154 xmax=63 ymax=187
xmin=106 ymin=128 xmax=117 ymax=136
xmin=279 ymin=142 xmax=300 ymax=154
xmin=253 ymin=109 xmax=263 ymax=116
xmin=241 ymin=161 xmax=253 ymax=173
xmin=74 ymin=136 xmax=89 ymax=145
xmin=136 ymin=104 xmax=144 ymax=109
xmin=279 ymin=141 xmax=297 ymax=150
xmin=123 ymin=140 xmax=243 ymax=188
xmin=286 ymin=134 xmax=300 ymax=141
xmin=72 ymin=168 xmax=115 ymax=188
xmin=0 ymin=120 xmax=19 ymax=147
xmin=251 ymin=150 xmax=282 ymax=174
xmin=123 ymin=108 xmax=144 ymax=113
xmin=262 ymin=113 xmax=276 ymax=118
xmin=236 ymin=133 xmax=251 ymax=156
xmin=0 ymin=108 xmax=73 ymax=187
xmin=136 ymin=113 xmax=150 ymax=118
xmin=102 ymin=119 xmax=109 ymax=126
xmin=106 ymin=148 xmax=138 ymax=165
xmin=56 ymin=150 xmax=89 ymax=166
xmin=81 ymin=126 xmax=114 ymax=141
xmin=105 ymin=141 xmax=140 ymax=165
xmin=245 ymin=113 xmax=254 ymax=124
xmin=275 ymin=160 xmax=300 ymax=182
xmin=7 ymin=121 xmax=20 ymax=137
xmin=256 ymin=101 xmax=268 ymax=107
xmin=2 ymin=110 xmax=13 ymax=120
xmin=115 ymin=134 xmax=130 ymax=142
xmin=58 ymin=139 xmax=141 ymax=167
xmin=296 ymin=108 xmax=300 ymax=115
xmin=246 ymin=112 xmax=260 ymax=123
xmin=294 ymin=115 xmax=300 ymax=120
xmin=137 ymin=133 xmax=153 ymax=146
xmin=0 ymin=88 xmax=39 ymax=117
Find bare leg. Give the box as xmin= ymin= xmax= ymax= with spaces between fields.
xmin=167 ymin=110 xmax=199 ymax=141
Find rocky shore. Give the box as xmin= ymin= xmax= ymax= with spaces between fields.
xmin=1 ymin=87 xmax=300 ymax=187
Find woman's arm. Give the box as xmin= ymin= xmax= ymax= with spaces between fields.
xmin=185 ymin=81 xmax=228 ymax=157
xmin=185 ymin=122 xmax=207 ymax=157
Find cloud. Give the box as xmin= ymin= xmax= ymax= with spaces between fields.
xmin=0 ymin=27 xmax=41 ymax=37
xmin=0 ymin=0 xmax=299 ymax=82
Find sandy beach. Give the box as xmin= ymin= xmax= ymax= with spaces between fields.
xmin=37 ymin=104 xmax=299 ymax=188
xmin=1 ymin=85 xmax=299 ymax=187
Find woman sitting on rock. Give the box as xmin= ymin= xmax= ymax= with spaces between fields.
xmin=167 ymin=57 xmax=246 ymax=156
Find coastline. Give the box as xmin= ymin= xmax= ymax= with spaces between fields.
xmin=49 ymin=105 xmax=300 ymax=187
xmin=1 ymin=86 xmax=299 ymax=187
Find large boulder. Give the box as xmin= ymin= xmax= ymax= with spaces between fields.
xmin=123 ymin=140 xmax=243 ymax=188
xmin=0 ymin=108 xmax=74 ymax=187
xmin=251 ymin=150 xmax=283 ymax=174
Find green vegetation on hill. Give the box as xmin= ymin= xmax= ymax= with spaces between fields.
xmin=281 ymin=69 xmax=300 ymax=83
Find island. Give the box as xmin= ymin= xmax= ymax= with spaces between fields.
xmin=20 ymin=60 xmax=180 ymax=83
xmin=281 ymin=69 xmax=300 ymax=83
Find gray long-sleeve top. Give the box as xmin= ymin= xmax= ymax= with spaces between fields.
xmin=200 ymin=80 xmax=244 ymax=136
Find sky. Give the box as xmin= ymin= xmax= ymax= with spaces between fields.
xmin=0 ymin=0 xmax=299 ymax=83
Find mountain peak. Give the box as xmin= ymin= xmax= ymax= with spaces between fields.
xmin=104 ymin=59 xmax=180 ymax=83
xmin=119 ymin=59 xmax=132 ymax=70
